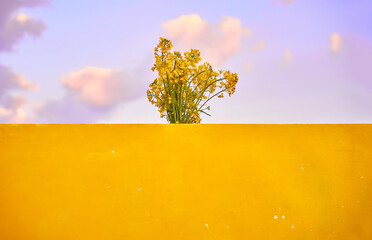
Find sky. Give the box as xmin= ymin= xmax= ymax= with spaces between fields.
xmin=0 ymin=0 xmax=371 ymax=123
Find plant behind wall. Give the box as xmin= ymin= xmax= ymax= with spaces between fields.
xmin=147 ymin=37 xmax=238 ymax=124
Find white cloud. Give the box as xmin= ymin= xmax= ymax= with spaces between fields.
xmin=162 ymin=14 xmax=252 ymax=66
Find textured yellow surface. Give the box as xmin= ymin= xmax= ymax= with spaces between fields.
xmin=0 ymin=124 xmax=371 ymax=239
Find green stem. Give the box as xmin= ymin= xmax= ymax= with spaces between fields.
xmin=184 ymin=78 xmax=226 ymax=123
xmin=198 ymin=89 xmax=227 ymax=111
xmin=180 ymin=72 xmax=200 ymax=122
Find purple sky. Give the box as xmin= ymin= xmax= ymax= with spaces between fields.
xmin=0 ymin=0 xmax=371 ymax=123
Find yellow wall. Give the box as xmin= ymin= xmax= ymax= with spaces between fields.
xmin=0 ymin=124 xmax=371 ymax=239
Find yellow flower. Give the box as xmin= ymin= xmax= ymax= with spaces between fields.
xmin=147 ymin=37 xmax=238 ymax=124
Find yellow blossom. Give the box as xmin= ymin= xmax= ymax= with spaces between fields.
xmin=147 ymin=37 xmax=238 ymax=124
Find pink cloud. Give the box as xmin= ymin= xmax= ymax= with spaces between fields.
xmin=35 ymin=65 xmax=148 ymax=123
xmin=0 ymin=95 xmax=28 ymax=123
xmin=242 ymin=61 xmax=254 ymax=75
xmin=162 ymin=14 xmax=252 ymax=66
xmin=278 ymin=49 xmax=293 ymax=67
xmin=0 ymin=0 xmax=47 ymax=123
xmin=60 ymin=66 xmax=139 ymax=108
xmin=330 ymin=33 xmax=342 ymax=54
xmin=204 ymin=34 xmax=372 ymax=123
xmin=271 ymin=0 xmax=297 ymax=6
xmin=248 ymin=40 xmax=267 ymax=52
xmin=0 ymin=64 xmax=39 ymax=96
xmin=34 ymin=97 xmax=112 ymax=123
xmin=0 ymin=65 xmax=39 ymax=123
xmin=0 ymin=13 xmax=47 ymax=52
xmin=0 ymin=0 xmax=49 ymax=26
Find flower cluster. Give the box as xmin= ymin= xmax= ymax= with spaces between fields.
xmin=147 ymin=37 xmax=238 ymax=123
